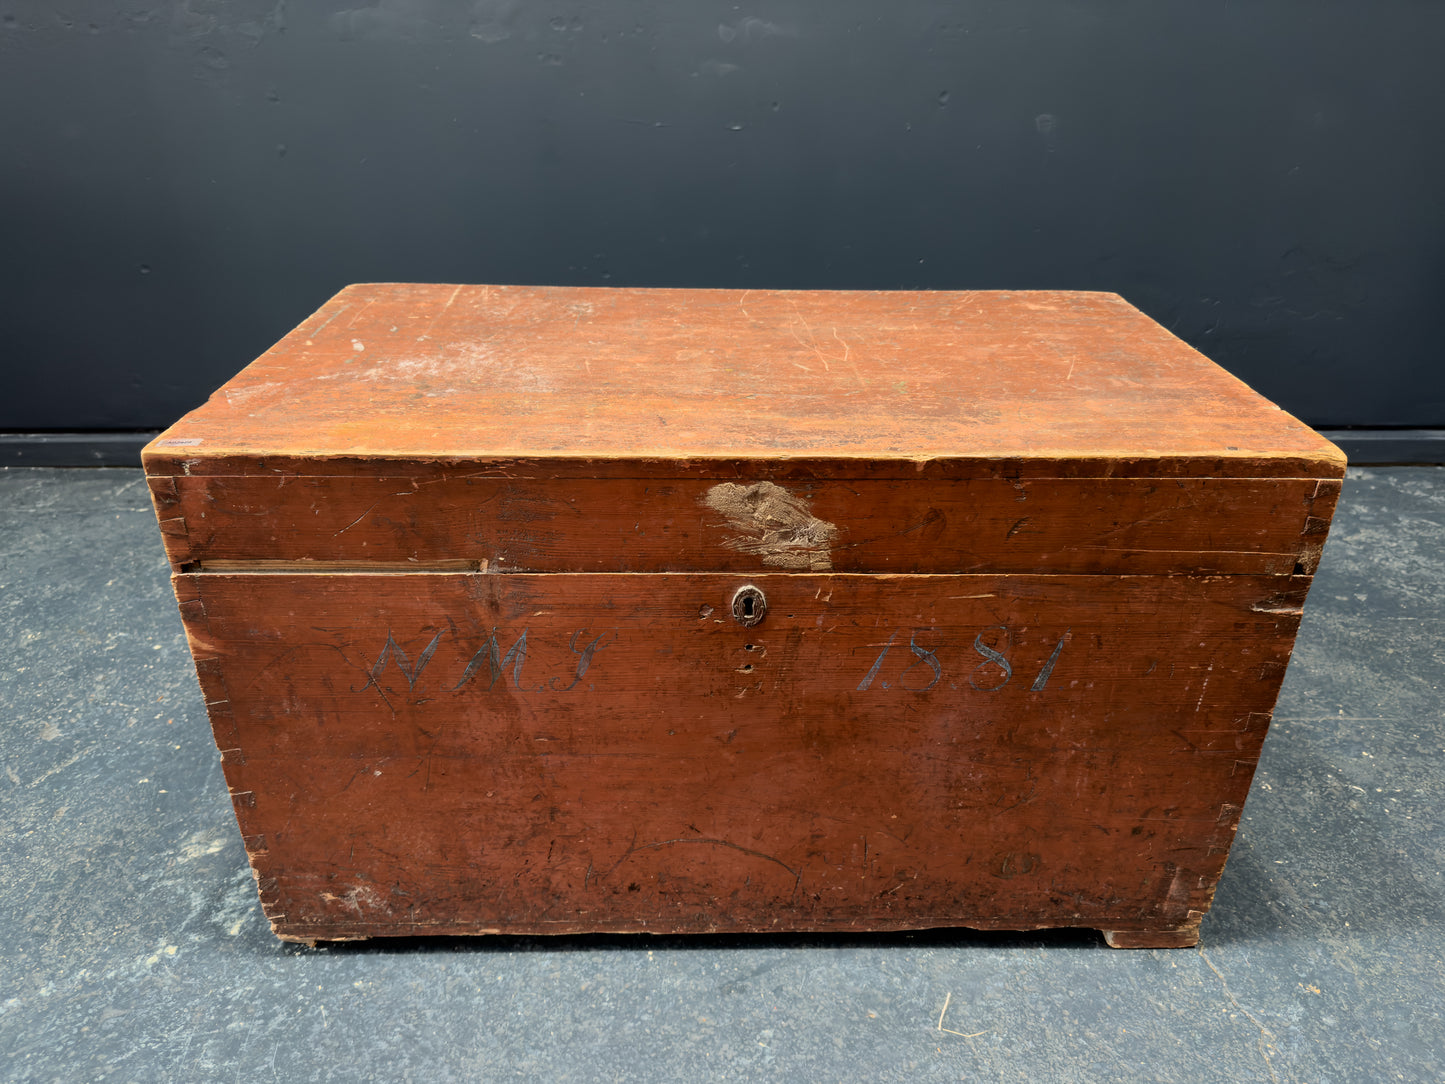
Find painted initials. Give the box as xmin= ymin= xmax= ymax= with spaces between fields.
xmin=552 ymin=629 xmax=615 ymax=691
xmin=455 ymin=629 xmax=535 ymax=691
xmin=356 ymin=626 xmax=614 ymax=699
xmin=356 ymin=630 xmax=444 ymax=694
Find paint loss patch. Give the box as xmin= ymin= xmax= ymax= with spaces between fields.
xmin=702 ymin=481 xmax=839 ymax=570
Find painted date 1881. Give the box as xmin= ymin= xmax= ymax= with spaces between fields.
xmin=857 ymin=627 xmax=1071 ymax=694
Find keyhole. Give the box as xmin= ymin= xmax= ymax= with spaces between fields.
xmin=730 ymin=585 xmax=767 ymax=628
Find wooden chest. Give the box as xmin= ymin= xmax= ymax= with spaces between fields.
xmin=144 ymin=285 xmax=1343 ymax=948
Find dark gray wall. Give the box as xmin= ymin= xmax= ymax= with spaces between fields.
xmin=3 ymin=0 xmax=1443 ymax=431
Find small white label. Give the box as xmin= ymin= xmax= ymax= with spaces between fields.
xmin=155 ymin=438 xmax=203 ymax=446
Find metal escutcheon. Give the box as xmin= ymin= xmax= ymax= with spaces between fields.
xmin=730 ymin=585 xmax=767 ymax=628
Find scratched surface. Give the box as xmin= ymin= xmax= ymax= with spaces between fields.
xmin=139 ymin=286 xmax=1346 ymax=949
xmin=150 ymin=471 xmax=1338 ymax=576
xmin=143 ymin=285 xmax=1344 ymax=474
xmin=1 ymin=468 xmax=1442 ymax=1081
xmin=178 ymin=570 xmax=1300 ymax=944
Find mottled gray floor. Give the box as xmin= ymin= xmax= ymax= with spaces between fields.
xmin=1 ymin=467 xmax=1441 ymax=1083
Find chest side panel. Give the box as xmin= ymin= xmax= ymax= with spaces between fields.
xmin=174 ymin=570 xmax=1307 ymax=943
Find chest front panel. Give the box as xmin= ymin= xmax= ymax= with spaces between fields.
xmin=176 ymin=568 xmax=1301 ymax=943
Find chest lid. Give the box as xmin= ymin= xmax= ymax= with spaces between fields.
xmin=143 ymin=284 xmax=1343 ymax=577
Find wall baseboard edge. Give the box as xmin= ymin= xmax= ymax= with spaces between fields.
xmin=2 ymin=429 xmax=1442 ymax=468
xmin=0 ymin=432 xmax=160 ymax=468
xmin=1318 ymin=429 xmax=1445 ymax=466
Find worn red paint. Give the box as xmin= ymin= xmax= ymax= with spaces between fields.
xmin=145 ymin=285 xmax=1343 ymax=947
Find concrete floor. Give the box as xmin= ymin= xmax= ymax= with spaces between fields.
xmin=1 ymin=466 xmax=1441 ymax=1083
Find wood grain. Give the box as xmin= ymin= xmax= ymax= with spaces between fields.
xmin=149 ymin=470 xmax=1338 ymax=577
xmin=176 ymin=570 xmax=1305 ymax=945
xmin=142 ymin=285 xmax=1344 ymax=478
xmin=145 ymin=284 xmax=1344 ymax=947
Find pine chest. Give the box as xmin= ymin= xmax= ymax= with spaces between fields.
xmin=144 ymin=284 xmax=1343 ymax=947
